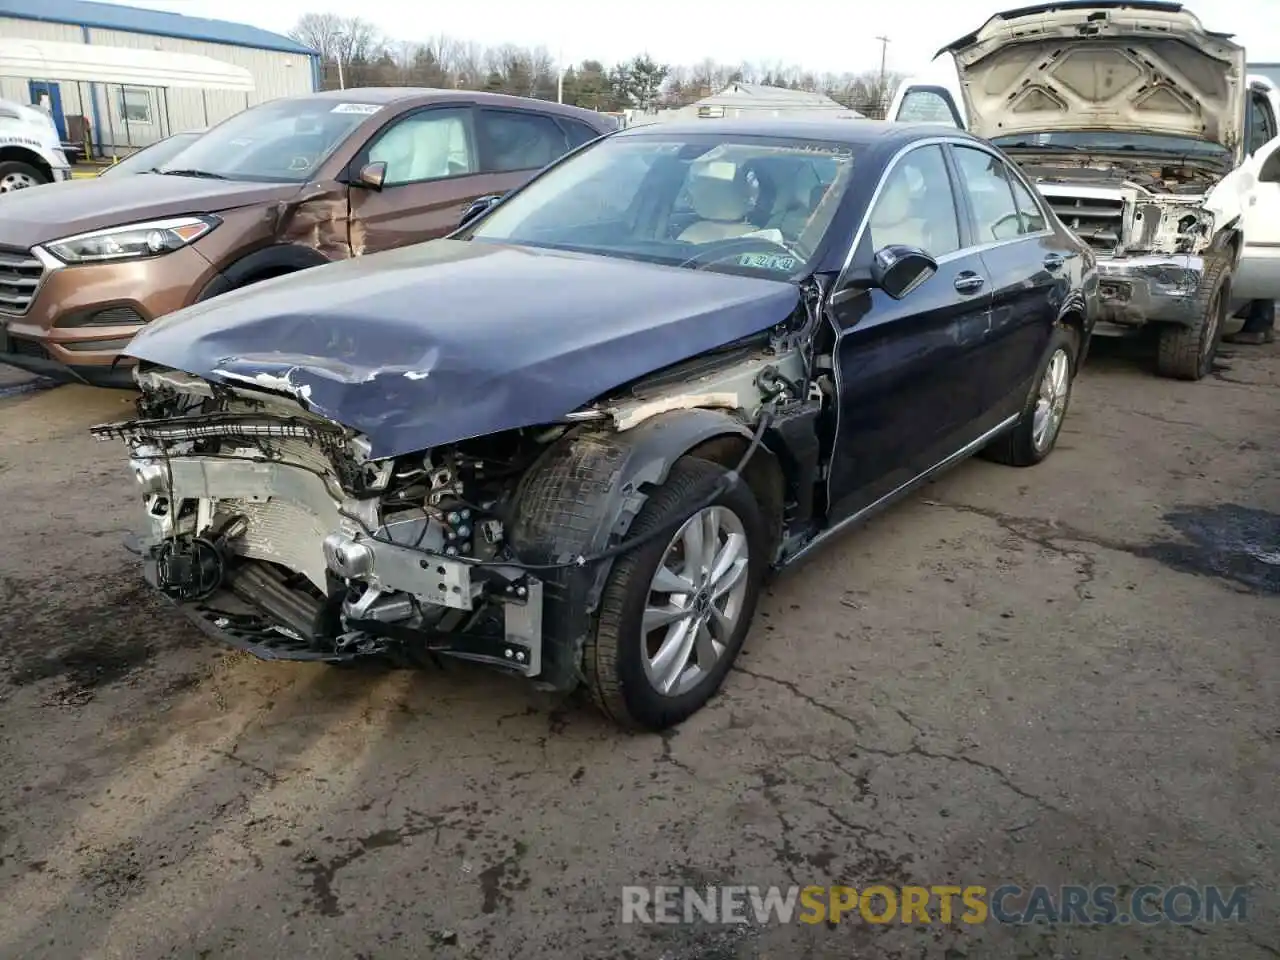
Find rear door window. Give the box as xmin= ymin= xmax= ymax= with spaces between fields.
xmin=477 ymin=109 xmax=570 ymax=173
xmin=561 ymin=118 xmax=603 ymax=150
xmin=952 ymin=146 xmax=1024 ymax=243
xmin=1007 ymin=174 xmax=1047 ymax=235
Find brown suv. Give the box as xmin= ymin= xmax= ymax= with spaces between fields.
xmin=0 ymin=88 xmax=614 ymax=387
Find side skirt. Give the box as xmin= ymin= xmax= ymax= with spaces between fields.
xmin=781 ymin=414 xmax=1019 ymax=566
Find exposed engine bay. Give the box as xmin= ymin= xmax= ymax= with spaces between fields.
xmin=1012 ymin=153 xmax=1224 ymax=255
xmin=91 ymin=335 xmax=815 ymax=683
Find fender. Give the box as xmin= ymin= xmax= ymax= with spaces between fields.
xmin=194 ymin=244 xmax=334 ymax=303
xmin=508 ymin=408 xmax=756 ymax=691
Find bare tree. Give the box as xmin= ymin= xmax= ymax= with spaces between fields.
xmin=288 ymin=12 xmax=345 ymax=61
xmin=287 ymin=11 xmax=895 ymax=110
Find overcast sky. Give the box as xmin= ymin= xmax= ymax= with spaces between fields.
xmin=99 ymin=0 xmax=1280 ymax=75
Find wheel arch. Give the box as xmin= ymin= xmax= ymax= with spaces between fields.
xmin=507 ymin=407 xmax=784 ymax=691
xmin=0 ymin=146 xmax=53 ymax=181
xmin=194 ymin=244 xmax=332 ymax=303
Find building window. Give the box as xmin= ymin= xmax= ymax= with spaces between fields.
xmin=118 ymin=87 xmax=153 ymax=125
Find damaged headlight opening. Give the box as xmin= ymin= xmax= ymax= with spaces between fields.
xmin=41 ymin=216 xmax=219 ymax=264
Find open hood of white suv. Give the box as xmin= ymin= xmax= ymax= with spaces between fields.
xmin=940 ymin=2 xmax=1245 ymax=150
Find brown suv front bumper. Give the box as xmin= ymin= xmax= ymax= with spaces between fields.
xmin=0 ymin=244 xmax=217 ymax=389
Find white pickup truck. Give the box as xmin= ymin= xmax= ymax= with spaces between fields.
xmin=0 ymin=97 xmax=73 ymax=192
xmin=887 ymin=0 xmax=1280 ymax=379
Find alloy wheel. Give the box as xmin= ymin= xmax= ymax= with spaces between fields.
xmin=1032 ymin=347 xmax=1071 ymax=452
xmin=641 ymin=505 xmax=750 ymax=697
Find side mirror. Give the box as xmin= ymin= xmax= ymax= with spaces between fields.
xmin=356 ymin=161 xmax=387 ymax=191
xmin=871 ymin=244 xmax=937 ymax=300
xmin=459 ymin=194 xmax=502 ymax=228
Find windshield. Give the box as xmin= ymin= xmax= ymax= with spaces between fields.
xmin=100 ymin=132 xmax=202 ymax=177
xmin=154 ymin=98 xmax=380 ymax=182
xmin=993 ymin=131 xmax=1230 ymax=161
xmin=462 ymin=133 xmax=859 ymax=279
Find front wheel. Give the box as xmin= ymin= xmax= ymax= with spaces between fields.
xmin=586 ymin=456 xmax=767 ymax=730
xmin=983 ymin=324 xmax=1077 ymax=467
xmin=1155 ymin=260 xmax=1229 ymax=380
xmin=0 ymin=160 xmax=49 ymax=192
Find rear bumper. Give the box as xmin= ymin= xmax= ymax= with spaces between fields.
xmin=1094 ymin=254 xmax=1206 ymax=328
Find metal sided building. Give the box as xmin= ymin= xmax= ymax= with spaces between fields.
xmin=0 ymin=0 xmax=319 ymax=149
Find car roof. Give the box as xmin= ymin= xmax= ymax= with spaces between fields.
xmin=614 ymin=117 xmax=987 ymax=149
xmin=299 ymin=87 xmax=611 ymax=124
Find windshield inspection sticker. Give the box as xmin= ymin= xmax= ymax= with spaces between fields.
xmin=738 ymin=253 xmax=798 ymax=271
xmin=331 ymin=103 xmax=383 ymax=115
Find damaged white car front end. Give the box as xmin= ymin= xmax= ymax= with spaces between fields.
xmin=895 ymin=2 xmax=1254 ymax=376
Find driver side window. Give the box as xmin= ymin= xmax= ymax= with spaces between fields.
xmin=367 ymin=108 xmax=476 ymax=186
xmin=866 ymin=145 xmax=961 ymax=257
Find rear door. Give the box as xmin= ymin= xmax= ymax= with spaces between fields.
xmin=949 ymin=143 xmax=1071 ymax=423
xmin=474 ymin=107 xmax=575 ymax=190
xmin=826 ymin=142 xmax=993 ymax=517
xmin=347 ymin=106 xmax=514 ymax=253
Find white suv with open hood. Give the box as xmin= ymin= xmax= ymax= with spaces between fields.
xmin=888 ymin=1 xmax=1280 ymax=379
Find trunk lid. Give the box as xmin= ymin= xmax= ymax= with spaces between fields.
xmin=942 ymin=2 xmax=1246 ymax=152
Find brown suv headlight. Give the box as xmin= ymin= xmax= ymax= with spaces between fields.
xmin=40 ymin=215 xmax=220 ymax=264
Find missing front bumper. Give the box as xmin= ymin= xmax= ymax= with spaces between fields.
xmin=142 ymin=545 xmax=546 ymax=674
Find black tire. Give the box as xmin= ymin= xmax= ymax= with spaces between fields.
xmin=0 ymin=160 xmax=49 ymax=192
xmin=1155 ymin=257 xmax=1230 ymax=381
xmin=983 ymin=324 xmax=1078 ymax=467
xmin=586 ymin=456 xmax=767 ymax=731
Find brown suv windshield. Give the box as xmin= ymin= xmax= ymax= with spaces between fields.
xmin=155 ymin=97 xmax=381 ymax=183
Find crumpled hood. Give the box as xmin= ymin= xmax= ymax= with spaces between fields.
xmin=0 ymin=174 xmax=300 ymax=247
xmin=942 ymin=2 xmax=1245 ymax=150
xmin=126 ymin=239 xmax=801 ymax=459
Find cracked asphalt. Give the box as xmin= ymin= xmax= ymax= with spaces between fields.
xmin=0 ymin=337 xmax=1276 ymax=960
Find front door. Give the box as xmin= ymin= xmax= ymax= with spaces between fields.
xmin=950 ymin=143 xmax=1070 ymax=423
xmin=1233 ymin=135 xmax=1280 ymax=302
xmin=826 ymin=142 xmax=994 ymax=518
xmin=347 ymin=106 xmax=517 ymax=254
xmin=28 ymin=81 xmax=65 ymax=140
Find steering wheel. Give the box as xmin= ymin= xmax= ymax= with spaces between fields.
xmin=990 ymin=212 xmax=1024 ymax=240
xmin=678 ymin=236 xmax=802 ymax=270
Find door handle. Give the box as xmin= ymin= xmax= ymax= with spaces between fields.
xmin=1043 ymin=254 xmax=1066 ymax=271
xmin=954 ymin=272 xmax=985 ymax=293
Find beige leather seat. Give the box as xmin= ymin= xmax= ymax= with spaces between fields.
xmin=868 ymin=171 xmax=933 ymax=252
xmin=678 ymin=167 xmax=757 ymax=244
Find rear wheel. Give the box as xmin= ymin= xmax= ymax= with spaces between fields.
xmin=983 ymin=324 xmax=1077 ymax=467
xmin=0 ymin=160 xmax=48 ymax=192
xmin=1156 ymin=259 xmax=1229 ymax=380
xmin=587 ymin=456 xmax=767 ymax=730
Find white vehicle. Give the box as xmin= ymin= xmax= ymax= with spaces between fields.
xmin=887 ymin=1 xmax=1280 ymax=379
xmin=0 ymin=97 xmax=72 ymax=192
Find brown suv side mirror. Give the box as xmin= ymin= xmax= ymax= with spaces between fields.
xmin=356 ymin=161 xmax=387 ymax=190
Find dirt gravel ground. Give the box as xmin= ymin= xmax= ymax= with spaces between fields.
xmin=0 ymin=339 xmax=1276 ymax=960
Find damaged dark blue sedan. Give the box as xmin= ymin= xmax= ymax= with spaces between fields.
xmin=92 ymin=119 xmax=1096 ymax=730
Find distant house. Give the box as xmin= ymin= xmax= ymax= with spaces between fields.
xmin=661 ymin=82 xmax=864 ymax=122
